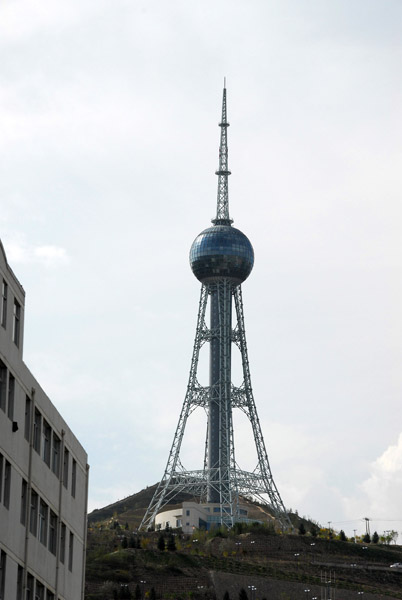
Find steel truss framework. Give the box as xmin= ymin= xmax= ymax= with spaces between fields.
xmin=140 ymin=282 xmax=292 ymax=531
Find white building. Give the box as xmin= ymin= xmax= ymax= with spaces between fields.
xmin=155 ymin=502 xmax=251 ymax=534
xmin=0 ymin=241 xmax=89 ymax=600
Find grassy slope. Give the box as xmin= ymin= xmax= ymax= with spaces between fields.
xmin=85 ymin=523 xmax=402 ymax=600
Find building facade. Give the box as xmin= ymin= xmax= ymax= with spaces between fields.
xmin=0 ymin=240 xmax=89 ymax=600
xmin=155 ymin=502 xmax=252 ymax=534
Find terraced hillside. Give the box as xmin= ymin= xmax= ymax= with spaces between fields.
xmin=85 ymin=522 xmax=402 ymax=600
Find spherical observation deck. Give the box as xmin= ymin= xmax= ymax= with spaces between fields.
xmin=190 ymin=224 xmax=254 ymax=285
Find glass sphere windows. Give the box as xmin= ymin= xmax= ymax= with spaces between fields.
xmin=189 ymin=225 xmax=254 ymax=284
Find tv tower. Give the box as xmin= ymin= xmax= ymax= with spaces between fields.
xmin=140 ymin=85 xmax=291 ymax=531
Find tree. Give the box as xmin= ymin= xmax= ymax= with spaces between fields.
xmin=233 ymin=522 xmax=244 ymax=535
xmin=166 ymin=533 xmax=176 ymax=551
xmin=239 ymin=589 xmax=248 ymax=600
xmin=157 ymin=534 xmax=166 ymax=551
xmin=121 ymin=536 xmax=128 ymax=549
xmin=119 ymin=584 xmax=132 ymax=599
xmin=310 ymin=524 xmax=318 ymax=537
xmin=150 ymin=588 xmax=156 ymax=600
xmin=372 ymin=531 xmax=379 ymax=544
xmin=383 ymin=530 xmax=399 ymax=545
xmin=298 ymin=522 xmax=306 ymax=535
xmin=339 ymin=530 xmax=347 ymax=542
xmin=134 ymin=584 xmax=142 ymax=600
xmin=363 ymin=533 xmax=371 ymax=544
xmin=223 ymin=592 xmax=230 ymax=600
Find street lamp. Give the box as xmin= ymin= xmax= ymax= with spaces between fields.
xmin=248 ymin=585 xmax=257 ymax=600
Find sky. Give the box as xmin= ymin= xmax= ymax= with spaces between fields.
xmin=1 ymin=0 xmax=401 ymax=538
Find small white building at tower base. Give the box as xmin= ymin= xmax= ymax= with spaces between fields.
xmin=155 ymin=502 xmax=255 ymax=534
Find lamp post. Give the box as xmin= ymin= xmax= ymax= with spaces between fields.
xmin=247 ymin=585 xmax=256 ymax=600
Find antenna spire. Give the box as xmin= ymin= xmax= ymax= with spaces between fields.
xmin=213 ymin=83 xmax=232 ymax=224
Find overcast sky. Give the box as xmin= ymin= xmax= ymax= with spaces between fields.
xmin=1 ymin=0 xmax=401 ymax=538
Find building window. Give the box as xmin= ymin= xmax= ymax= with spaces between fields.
xmin=48 ymin=511 xmax=57 ymax=555
xmin=0 ymin=455 xmax=10 ymax=510
xmin=0 ymin=455 xmax=2 ymax=502
xmin=26 ymin=573 xmax=34 ymax=600
xmin=33 ymin=409 xmax=42 ymax=454
xmin=68 ymin=531 xmax=74 ymax=571
xmin=25 ymin=396 xmax=32 ymax=441
xmin=42 ymin=420 xmax=51 ymax=467
xmin=17 ymin=565 xmax=23 ymax=600
xmin=35 ymin=581 xmax=45 ymax=600
xmin=39 ymin=499 xmax=48 ymax=545
xmin=71 ymin=459 xmax=76 ymax=498
xmin=0 ymin=361 xmax=6 ymax=413
xmin=0 ymin=280 xmax=7 ymax=328
xmin=30 ymin=490 xmax=38 ymax=536
xmin=52 ymin=433 xmax=60 ymax=477
xmin=3 ymin=461 xmax=10 ymax=509
xmin=13 ymin=299 xmax=21 ymax=346
xmin=20 ymin=479 xmax=28 ymax=525
xmin=63 ymin=448 xmax=69 ymax=489
xmin=7 ymin=373 xmax=14 ymax=421
xmin=46 ymin=591 xmax=54 ymax=600
xmin=186 ymin=510 xmax=190 ymax=516
xmin=60 ymin=523 xmax=66 ymax=564
xmin=0 ymin=550 xmax=6 ymax=600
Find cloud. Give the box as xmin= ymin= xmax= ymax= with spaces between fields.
xmin=4 ymin=236 xmax=70 ymax=268
xmin=342 ymin=433 xmax=402 ymax=524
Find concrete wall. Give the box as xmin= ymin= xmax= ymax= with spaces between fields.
xmin=0 ymin=240 xmax=89 ymax=600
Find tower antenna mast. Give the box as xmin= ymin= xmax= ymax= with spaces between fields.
xmin=140 ymin=86 xmax=291 ymax=533
xmin=214 ymin=80 xmax=232 ymax=224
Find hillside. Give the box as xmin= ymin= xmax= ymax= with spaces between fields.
xmin=85 ymin=524 xmax=402 ymax=600
xmin=86 ymin=490 xmax=402 ymax=600
xmin=87 ymin=484 xmax=285 ymax=531
xmin=88 ymin=484 xmax=195 ymax=530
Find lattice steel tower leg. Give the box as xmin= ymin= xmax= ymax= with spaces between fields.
xmin=140 ymin=84 xmax=292 ymax=532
